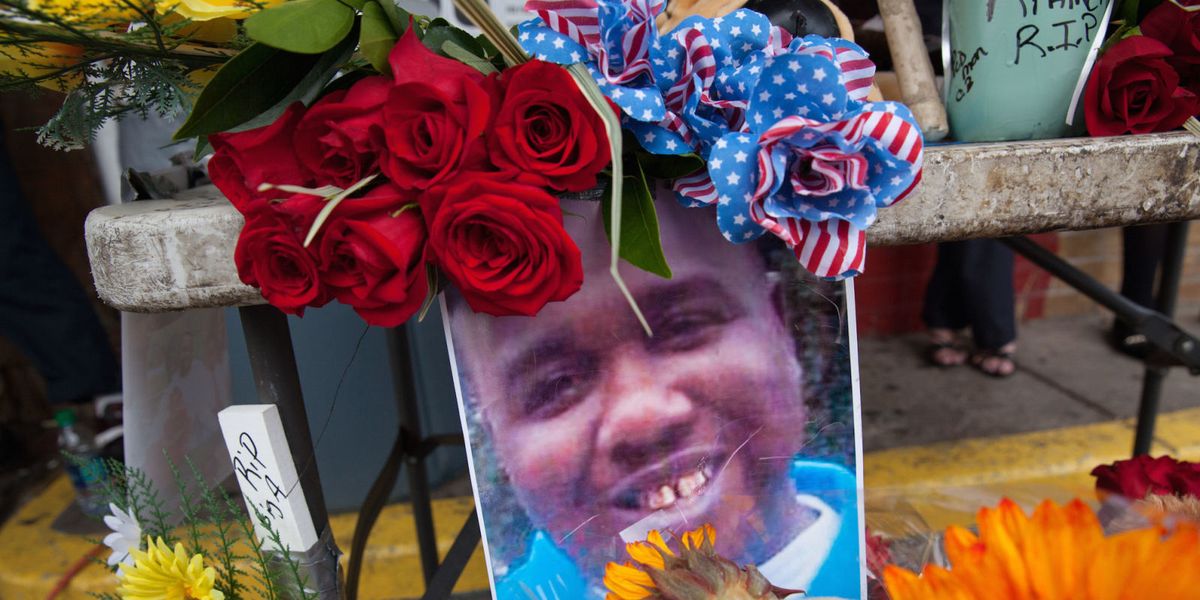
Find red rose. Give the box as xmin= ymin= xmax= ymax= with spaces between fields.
xmin=294 ymin=76 xmax=390 ymax=188
xmin=489 ymin=60 xmax=612 ymax=192
xmin=424 ymin=176 xmax=583 ymax=316
xmin=274 ymin=180 xmax=416 ymax=227
xmin=209 ymin=103 xmax=313 ymax=213
xmin=1142 ymin=0 xmax=1200 ymax=89
xmin=317 ymin=208 xmax=428 ymax=327
xmin=1092 ymin=455 xmax=1182 ymax=499
xmin=1169 ymin=461 xmax=1200 ymax=497
xmin=1084 ymin=36 xmax=1200 ymax=136
xmin=379 ymin=28 xmax=494 ymax=190
xmin=234 ymin=209 xmax=329 ymax=315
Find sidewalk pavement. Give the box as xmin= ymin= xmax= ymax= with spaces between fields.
xmin=860 ymin=313 xmax=1200 ymax=452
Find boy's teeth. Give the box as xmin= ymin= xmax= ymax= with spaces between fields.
xmin=641 ymin=468 xmax=710 ymax=510
xmin=677 ymin=470 xmax=707 ymax=499
xmin=647 ymin=485 xmax=677 ymax=510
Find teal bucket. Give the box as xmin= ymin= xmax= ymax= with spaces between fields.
xmin=945 ymin=0 xmax=1112 ymax=142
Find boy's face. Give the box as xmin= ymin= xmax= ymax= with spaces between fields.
xmin=452 ymin=199 xmax=806 ymax=575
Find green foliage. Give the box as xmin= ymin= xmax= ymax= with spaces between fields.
xmin=421 ymin=17 xmax=484 ymax=58
xmin=79 ymin=455 xmax=313 ymax=600
xmin=442 ymin=41 xmax=496 ymax=74
xmin=636 ymin=151 xmax=705 ymax=180
xmin=0 ymin=0 xmax=234 ymax=149
xmin=358 ymin=1 xmax=396 ymax=73
xmin=602 ymin=158 xmax=673 ymax=279
xmin=174 ymin=26 xmax=357 ymax=140
xmin=244 ymin=0 xmax=356 ymax=54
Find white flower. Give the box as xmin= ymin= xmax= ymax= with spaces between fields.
xmin=102 ymin=503 xmax=141 ymax=574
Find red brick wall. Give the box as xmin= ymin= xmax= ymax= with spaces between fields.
xmin=854 ymin=229 xmax=1200 ymax=337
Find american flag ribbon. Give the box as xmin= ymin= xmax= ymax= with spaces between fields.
xmin=517 ymin=0 xmax=923 ymax=279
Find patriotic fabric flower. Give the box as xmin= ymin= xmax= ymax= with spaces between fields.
xmin=520 ymin=0 xmax=669 ymax=125
xmin=519 ymin=0 xmax=923 ymax=280
xmin=707 ymin=50 xmax=922 ymax=278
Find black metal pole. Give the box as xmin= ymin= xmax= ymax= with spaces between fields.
xmin=238 ymin=304 xmax=341 ymax=598
xmin=1133 ymin=221 xmax=1190 ymax=455
xmin=420 ymin=511 xmax=482 ymax=600
xmin=387 ymin=326 xmax=440 ymax=583
xmin=238 ymin=304 xmax=330 ymax=531
xmin=1001 ymin=236 xmax=1156 ymax=322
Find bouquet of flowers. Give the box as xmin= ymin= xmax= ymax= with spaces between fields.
xmin=1085 ymin=0 xmax=1200 ymax=136
xmin=0 ymin=0 xmax=923 ymax=327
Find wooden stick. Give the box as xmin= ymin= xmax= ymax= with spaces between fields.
xmin=878 ymin=0 xmax=940 ymax=140
xmin=877 ymin=0 xmax=949 ymax=141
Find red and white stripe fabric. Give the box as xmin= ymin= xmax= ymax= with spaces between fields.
xmin=748 ymin=202 xmax=866 ymax=278
xmin=672 ymin=170 xmax=719 ymax=206
xmin=527 ymin=0 xmax=662 ymax=85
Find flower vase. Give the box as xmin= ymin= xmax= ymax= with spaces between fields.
xmin=945 ymin=0 xmax=1111 ymax=142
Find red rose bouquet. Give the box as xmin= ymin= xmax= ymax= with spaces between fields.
xmin=207 ymin=24 xmax=609 ymax=325
xmin=1085 ymin=0 xmax=1200 ymax=136
xmin=1 ymin=0 xmax=922 ymax=327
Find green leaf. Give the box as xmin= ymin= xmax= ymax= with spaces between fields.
xmin=175 ymin=31 xmax=357 ymax=140
xmin=379 ymin=0 xmax=413 ymax=35
xmin=194 ymin=136 xmax=212 ymax=161
xmin=442 ymin=41 xmax=497 ymax=74
xmin=360 ymin=1 xmax=397 ymax=73
xmin=421 ymin=22 xmax=485 ymax=58
xmin=636 ymin=152 xmax=705 ymax=180
xmin=602 ymin=161 xmax=672 ymax=279
xmin=476 ymin=34 xmax=499 ymax=58
xmin=1118 ymin=0 xmax=1140 ymax=24
xmin=244 ymin=0 xmax=356 ymax=54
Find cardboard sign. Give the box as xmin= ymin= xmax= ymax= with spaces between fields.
xmin=218 ymin=404 xmax=318 ymax=552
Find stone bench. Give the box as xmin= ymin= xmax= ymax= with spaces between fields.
xmin=86 ymin=132 xmax=1200 ymax=313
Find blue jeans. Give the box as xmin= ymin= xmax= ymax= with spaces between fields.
xmin=0 ymin=132 xmax=118 ymax=405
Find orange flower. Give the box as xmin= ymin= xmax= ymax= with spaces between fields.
xmin=884 ymin=498 xmax=1200 ymax=600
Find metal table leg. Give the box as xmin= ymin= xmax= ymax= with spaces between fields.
xmin=238 ymin=304 xmax=342 ymax=598
xmin=1002 ymin=225 xmax=1199 ymax=458
xmin=387 ymin=326 xmax=441 ymax=583
xmin=1133 ymin=221 xmax=1191 ymax=455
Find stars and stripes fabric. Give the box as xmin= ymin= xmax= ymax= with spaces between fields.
xmin=516 ymin=0 xmax=924 ymax=280
xmin=706 ymin=51 xmax=923 ymax=279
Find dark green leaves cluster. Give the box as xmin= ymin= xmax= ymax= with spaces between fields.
xmin=174 ymin=0 xmax=501 ymax=140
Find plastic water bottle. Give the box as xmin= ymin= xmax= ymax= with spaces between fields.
xmin=55 ymin=409 xmax=107 ymax=517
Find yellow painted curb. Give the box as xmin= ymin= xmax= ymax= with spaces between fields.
xmin=0 ymin=476 xmax=488 ymax=600
xmin=863 ymin=407 xmax=1200 ymax=532
xmin=7 ymin=408 xmax=1200 ymax=598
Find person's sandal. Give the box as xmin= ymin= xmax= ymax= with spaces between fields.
xmin=926 ymin=339 xmax=967 ymax=368
xmin=971 ymin=348 xmax=1016 ymax=378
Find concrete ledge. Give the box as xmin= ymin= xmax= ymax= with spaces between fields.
xmin=85 ymin=187 xmax=261 ymax=312
xmin=86 ymin=133 xmax=1200 ymax=312
xmin=873 ymin=132 xmax=1200 ymax=245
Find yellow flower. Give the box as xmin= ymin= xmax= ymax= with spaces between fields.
xmin=28 ymin=0 xmax=143 ymax=25
xmin=0 ymin=43 xmax=84 ymax=90
xmin=116 ymin=537 xmax=226 ymax=600
xmin=884 ymin=498 xmax=1200 ymax=600
xmin=159 ymin=0 xmax=284 ymax=22
xmin=605 ymin=524 xmax=801 ymax=600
